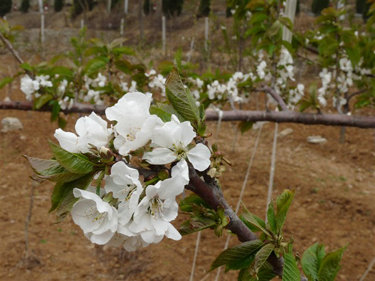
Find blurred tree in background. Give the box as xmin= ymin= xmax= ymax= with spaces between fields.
xmin=311 ymin=0 xmax=330 ymax=15
xmin=20 ymin=0 xmax=29 ymax=13
xmin=0 ymin=0 xmax=12 ymax=17
xmin=197 ymin=0 xmax=210 ymax=17
xmin=54 ymin=0 xmax=64 ymax=12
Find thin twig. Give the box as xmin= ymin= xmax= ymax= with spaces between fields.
xmin=189 ymin=231 xmax=202 ymax=281
xmin=256 ymin=86 xmax=289 ymax=111
xmin=265 ymin=122 xmax=278 ymax=223
xmin=347 ymin=89 xmax=368 ymax=103
xmin=0 ymin=32 xmax=25 ymax=65
xmin=359 ymin=257 xmax=375 ymax=281
xmin=25 ymin=181 xmax=38 ymax=258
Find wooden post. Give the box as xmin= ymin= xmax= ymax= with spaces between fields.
xmin=80 ymin=19 xmax=84 ymax=29
xmin=37 ymin=0 xmax=45 ymax=46
xmin=107 ymin=0 xmax=112 ymax=14
xmin=282 ymin=0 xmax=297 ymax=42
xmin=162 ymin=16 xmax=166 ymax=56
xmin=120 ymin=17 xmax=125 ymax=37
xmin=204 ymin=17 xmax=209 ymax=52
xmin=138 ymin=1 xmax=144 ymax=43
xmin=124 ymin=0 xmax=128 ymax=14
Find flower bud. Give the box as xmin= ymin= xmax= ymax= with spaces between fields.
xmin=100 ymin=146 xmax=114 ymax=162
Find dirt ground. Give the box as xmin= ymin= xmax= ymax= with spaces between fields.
xmin=1 ymin=92 xmax=375 ymax=281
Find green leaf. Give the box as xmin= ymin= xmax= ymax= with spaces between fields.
xmin=302 ymin=243 xmax=326 ymax=281
xmin=211 ymin=240 xmax=264 ymax=271
xmin=50 ymin=66 xmax=74 ymax=80
xmin=112 ymin=46 xmax=135 ymax=56
xmin=84 ymin=57 xmax=109 ymax=76
xmin=248 ymin=262 xmax=276 ymax=281
xmin=50 ymin=173 xmax=93 ymax=213
xmin=25 ymin=156 xmax=82 ymax=182
xmin=49 ymin=142 xmax=95 ymax=174
xmin=266 ymin=202 xmax=277 ymax=233
xmin=254 ymin=244 xmax=275 ymax=274
xmin=282 ymin=252 xmax=301 ymax=281
xmin=239 ymin=121 xmax=254 ymax=134
xmin=238 ymin=267 xmax=252 ymax=281
xmin=34 ymin=94 xmax=53 ymax=110
xmin=20 ymin=62 xmax=33 ymax=72
xmin=317 ymin=247 xmax=346 ymax=281
xmin=179 ymin=217 xmax=216 ymax=235
xmin=241 ymin=212 xmax=270 ymax=236
xmin=165 ymin=69 xmax=203 ymax=134
xmin=275 ymin=189 xmax=295 ymax=233
xmin=150 ymin=105 xmax=172 ymax=122
xmin=180 ymin=194 xmax=209 ymax=212
xmin=50 ymin=100 xmax=61 ymax=122
xmin=0 ymin=77 xmax=14 ymax=89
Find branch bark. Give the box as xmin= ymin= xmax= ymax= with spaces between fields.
xmin=256 ymin=86 xmax=289 ymax=111
xmin=0 ymin=32 xmax=25 ymax=67
xmin=1 ymin=101 xmax=375 ymax=129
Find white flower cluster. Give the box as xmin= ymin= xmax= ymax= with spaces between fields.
xmin=318 ymin=54 xmax=371 ymax=110
xmin=20 ymin=75 xmax=53 ymax=101
xmin=120 ymin=80 xmax=137 ymax=93
xmin=274 ymin=47 xmax=304 ymax=108
xmin=146 ymin=69 xmax=166 ymax=96
xmin=206 ymin=71 xmax=255 ymax=104
xmin=53 ymin=92 xmax=211 ymax=250
xmin=80 ymin=73 xmax=107 ymax=105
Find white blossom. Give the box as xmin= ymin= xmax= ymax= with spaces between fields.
xmin=71 ymin=188 xmax=118 ymax=245
xmin=105 ymin=92 xmax=162 ymax=156
xmin=54 ymin=112 xmax=112 ymax=153
xmin=143 ymin=115 xmax=211 ymax=171
xmin=20 ymin=75 xmax=40 ymax=100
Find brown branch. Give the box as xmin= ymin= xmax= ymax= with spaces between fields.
xmin=205 ymin=110 xmax=375 ymax=129
xmin=0 ymin=32 xmax=34 ymax=77
xmin=347 ymin=89 xmax=368 ymax=103
xmin=186 ymin=166 xmax=284 ymax=276
xmin=1 ymin=101 xmax=375 ymax=129
xmin=255 ymin=86 xmax=289 ymax=111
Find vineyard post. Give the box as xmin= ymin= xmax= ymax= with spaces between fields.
xmin=107 ymin=0 xmax=112 ymax=14
xmin=124 ymin=0 xmax=128 ymax=14
xmin=120 ymin=17 xmax=124 ymax=37
xmin=204 ymin=17 xmax=209 ymax=52
xmin=37 ymin=0 xmax=45 ymax=48
xmin=162 ymin=15 xmax=166 ymax=56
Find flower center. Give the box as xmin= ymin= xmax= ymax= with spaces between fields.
xmin=126 ymin=127 xmax=140 ymax=142
xmin=173 ymin=143 xmax=187 ymax=160
xmin=148 ymin=196 xmax=164 ymax=218
xmin=85 ymin=206 xmax=105 ymax=223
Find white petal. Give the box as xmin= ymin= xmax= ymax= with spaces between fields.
xmin=187 ymin=143 xmax=211 ymax=171
xmin=143 ymin=147 xmax=176 ymax=165
xmin=54 ymin=129 xmax=79 ymax=153
xmin=171 ymin=159 xmax=189 ymax=184
xmin=178 ymin=121 xmax=196 ymax=147
xmin=140 ymin=230 xmax=163 ymax=244
xmin=87 ymin=229 xmax=115 ymax=245
xmin=165 ymin=223 xmax=182 ymax=241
